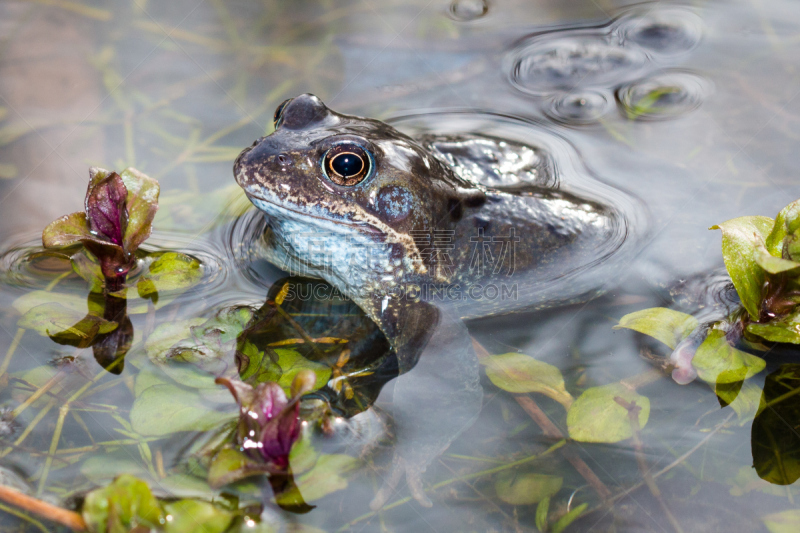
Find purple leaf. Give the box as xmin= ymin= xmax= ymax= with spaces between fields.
xmin=85 ymin=171 xmax=128 ymax=246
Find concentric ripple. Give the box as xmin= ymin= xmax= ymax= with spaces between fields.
xmin=616 ymin=70 xmax=712 ymax=121
xmin=509 ymin=34 xmax=648 ymax=94
xmin=617 ymin=8 xmax=703 ymax=55
xmin=544 ymin=90 xmax=613 ymax=125
xmin=447 ymin=0 xmax=488 ymax=21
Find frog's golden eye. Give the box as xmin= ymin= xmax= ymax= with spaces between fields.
xmin=273 ymin=98 xmax=292 ymax=128
xmin=322 ymin=144 xmax=373 ymax=186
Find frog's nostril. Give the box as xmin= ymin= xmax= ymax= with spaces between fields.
xmin=277 ymin=154 xmax=290 ymax=166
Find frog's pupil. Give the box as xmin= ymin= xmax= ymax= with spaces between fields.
xmin=331 ymin=152 xmax=364 ymax=177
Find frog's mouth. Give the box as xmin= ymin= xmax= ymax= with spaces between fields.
xmin=245 ymin=192 xmax=383 ymax=237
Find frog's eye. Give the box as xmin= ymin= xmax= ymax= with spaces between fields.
xmin=273 ymin=98 xmax=292 ymax=128
xmin=322 ymin=144 xmax=373 ymax=186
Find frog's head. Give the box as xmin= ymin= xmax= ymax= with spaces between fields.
xmin=234 ymin=94 xmax=485 ymax=269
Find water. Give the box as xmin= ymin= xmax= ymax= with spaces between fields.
xmin=0 ymin=0 xmax=799 ymax=531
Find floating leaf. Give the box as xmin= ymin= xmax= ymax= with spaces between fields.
xmin=567 ymin=383 xmax=649 ymax=443
xmin=130 ymin=384 xmax=233 ymax=436
xmin=552 ymin=503 xmax=588 ymax=533
xmin=752 ymin=365 xmax=800 ymax=486
xmin=495 ymin=472 xmax=562 ymax=505
xmin=763 ymin=509 xmax=800 ymax=533
xmin=120 ymin=167 xmax=160 ymax=254
xmin=692 ymin=328 xmax=765 ymax=384
xmin=82 ymin=474 xmax=163 ymax=533
xmin=710 ymin=216 xmax=774 ymax=320
xmin=162 ymin=500 xmax=234 ymax=533
xmin=208 ymin=448 xmax=272 ymax=488
xmin=482 ymin=353 xmax=572 ymax=407
xmin=137 ymin=252 xmax=203 ymax=301
xmin=614 ymin=308 xmax=698 ymax=350
xmin=41 ymin=212 xmax=93 ymax=248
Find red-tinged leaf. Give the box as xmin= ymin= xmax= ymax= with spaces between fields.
xmin=120 ymin=168 xmax=159 ymax=254
xmin=42 ymin=212 xmax=92 ymax=248
xmin=85 ymin=171 xmax=128 ymax=246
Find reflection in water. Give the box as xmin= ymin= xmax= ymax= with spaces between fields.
xmin=752 ymin=364 xmax=800 ymax=486
xmin=616 ymin=70 xmax=712 ymax=121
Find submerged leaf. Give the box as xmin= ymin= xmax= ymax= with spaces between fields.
xmin=273 ymin=348 xmax=331 ymax=391
xmin=120 ymin=167 xmax=160 ymax=253
xmin=17 ymin=303 xmax=117 ymax=344
xmin=131 ymin=384 xmax=233 ymax=436
xmin=692 ymin=328 xmax=765 ymax=384
xmin=552 ymin=503 xmax=588 ymax=533
xmin=710 ymin=216 xmax=774 ymax=320
xmin=162 ymin=499 xmax=234 ymax=533
xmin=495 ymin=472 xmax=562 ymax=505
xmin=278 ymin=454 xmax=358 ymax=504
xmin=614 ymin=308 xmax=698 ymax=350
xmin=82 ymin=474 xmax=163 ymax=533
xmin=567 ymin=383 xmax=650 ymax=443
xmin=482 ymin=353 xmax=572 ymax=407
xmin=763 ymin=509 xmax=800 ymax=533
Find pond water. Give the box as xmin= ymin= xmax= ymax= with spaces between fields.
xmin=0 ymin=0 xmax=799 ymax=531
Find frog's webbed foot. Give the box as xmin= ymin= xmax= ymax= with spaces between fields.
xmin=370 ymin=456 xmax=431 ymax=509
xmin=368 ymin=308 xmax=483 ymax=509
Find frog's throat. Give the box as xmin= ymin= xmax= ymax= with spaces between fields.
xmin=246 ymin=193 xmax=430 ymax=277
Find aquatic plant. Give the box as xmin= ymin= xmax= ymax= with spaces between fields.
xmin=617 ymin=198 xmax=800 ymax=385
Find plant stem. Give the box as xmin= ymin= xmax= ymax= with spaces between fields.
xmin=36 ymin=404 xmax=69 ymax=497
xmin=0 ymin=328 xmax=24 ymax=380
xmin=471 ymin=338 xmax=613 ymax=501
xmin=0 ymin=484 xmax=86 ymax=531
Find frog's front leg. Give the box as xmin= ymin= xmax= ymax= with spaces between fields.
xmin=368 ymin=305 xmax=483 ymax=509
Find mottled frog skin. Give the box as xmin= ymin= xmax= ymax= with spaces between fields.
xmin=234 ymin=94 xmax=630 ymax=508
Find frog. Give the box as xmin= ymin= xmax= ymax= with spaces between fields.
xmin=234 ymin=94 xmax=634 ymax=509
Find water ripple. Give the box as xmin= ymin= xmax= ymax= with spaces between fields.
xmin=616 ymin=70 xmax=712 ymax=121
xmin=544 ymin=89 xmax=613 ymax=125
xmin=616 ymin=8 xmax=703 ymax=55
xmin=447 ymin=0 xmax=488 ymax=22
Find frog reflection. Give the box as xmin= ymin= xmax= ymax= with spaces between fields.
xmin=234 ymin=94 xmax=633 ymax=507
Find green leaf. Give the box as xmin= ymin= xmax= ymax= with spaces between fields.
xmin=763 ymin=509 xmax=800 ymax=533
xmin=208 ymin=448 xmax=259 ymax=488
xmin=274 ymin=348 xmax=331 ymax=392
xmin=710 ymin=216 xmax=774 ymax=320
xmin=137 ymin=252 xmax=203 ymax=301
xmin=725 ymin=381 xmax=762 ymax=424
xmin=754 ymin=242 xmax=800 ymax=274
xmin=17 ymin=303 xmax=116 ymax=345
xmin=692 ymin=328 xmax=765 ymax=384
xmin=567 ymin=384 xmax=650 ymax=443
xmin=495 ymin=472 xmax=562 ymax=505
xmin=746 ymin=308 xmax=800 ymax=344
xmin=119 ymin=167 xmax=160 ymax=254
xmin=482 ymin=353 xmax=572 ymax=407
xmin=162 ymin=500 xmax=233 ymax=533
xmin=82 ymin=474 xmax=163 ymax=533
xmin=41 ymin=212 xmax=92 ymax=248
xmin=535 ymin=496 xmax=550 ymax=532
xmin=146 ymin=319 xmax=206 ymax=359
xmin=552 ymin=503 xmax=588 ymax=533
xmin=279 ymin=454 xmax=358 ymax=503
xmin=71 ymin=249 xmax=104 ymax=292
xmin=766 ymin=199 xmax=800 ymax=256
xmin=130 ymin=384 xmax=234 ymax=436
xmin=614 ymin=308 xmax=698 ymax=350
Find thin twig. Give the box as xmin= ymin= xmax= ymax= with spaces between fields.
xmin=0 ymin=484 xmax=86 ymax=531
xmin=615 ymin=396 xmax=684 ymax=533
xmin=471 ymin=338 xmax=612 ymax=501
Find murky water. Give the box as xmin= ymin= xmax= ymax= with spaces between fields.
xmin=1 ymin=0 xmax=799 ymax=531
